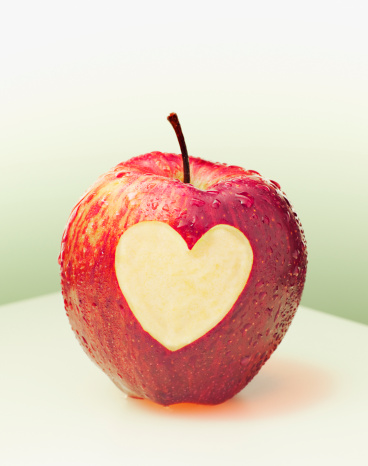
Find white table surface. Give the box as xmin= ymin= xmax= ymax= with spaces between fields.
xmin=1 ymin=293 xmax=367 ymax=466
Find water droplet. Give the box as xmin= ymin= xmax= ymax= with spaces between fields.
xmin=189 ymin=215 xmax=197 ymax=226
xmin=207 ymin=189 xmax=219 ymax=195
xmin=293 ymin=265 xmax=300 ymax=276
xmin=192 ymin=198 xmax=205 ymax=207
xmin=270 ymin=179 xmax=281 ymax=189
xmin=284 ymin=196 xmax=291 ymax=207
xmin=258 ymin=184 xmax=270 ymax=193
xmin=241 ymin=356 xmax=251 ymax=366
xmin=162 ymin=204 xmax=169 ymax=211
xmin=265 ymin=307 xmax=273 ymax=316
xmin=256 ymin=281 xmax=264 ymax=289
xmin=235 ymin=192 xmax=254 ymax=208
xmin=292 ymin=250 xmax=299 ymax=259
xmin=243 ymin=323 xmax=252 ymax=333
xmin=262 ymin=215 xmax=270 ymax=225
xmin=177 ymin=218 xmax=187 ymax=228
xmin=115 ymin=171 xmax=126 ymax=179
xmin=259 ymin=291 xmax=267 ymax=301
xmin=247 ymin=170 xmax=260 ymax=176
xmin=151 ymin=202 xmax=158 ymax=210
xmin=212 ymin=199 xmax=221 ymax=209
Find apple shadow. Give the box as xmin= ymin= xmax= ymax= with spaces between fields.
xmin=130 ymin=356 xmax=335 ymax=420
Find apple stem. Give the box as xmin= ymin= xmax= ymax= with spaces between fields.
xmin=167 ymin=113 xmax=191 ymax=184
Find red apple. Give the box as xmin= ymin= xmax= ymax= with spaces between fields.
xmin=59 ymin=114 xmax=307 ymax=406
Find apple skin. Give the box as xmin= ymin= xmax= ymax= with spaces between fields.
xmin=59 ymin=152 xmax=307 ymax=406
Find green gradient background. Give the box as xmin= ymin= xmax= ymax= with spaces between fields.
xmin=1 ymin=1 xmax=367 ymax=325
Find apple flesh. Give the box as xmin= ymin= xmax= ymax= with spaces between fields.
xmin=59 ymin=151 xmax=307 ymax=405
xmin=115 ymin=221 xmax=253 ymax=351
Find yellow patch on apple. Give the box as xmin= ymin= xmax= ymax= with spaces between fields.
xmin=115 ymin=221 xmax=253 ymax=351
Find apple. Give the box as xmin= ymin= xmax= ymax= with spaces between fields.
xmin=59 ymin=113 xmax=307 ymax=406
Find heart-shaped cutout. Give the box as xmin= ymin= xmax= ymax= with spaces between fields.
xmin=115 ymin=221 xmax=253 ymax=351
